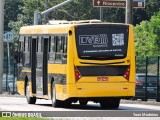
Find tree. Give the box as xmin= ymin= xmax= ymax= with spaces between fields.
xmin=4 ymin=0 xmax=23 ymax=31
xmin=133 ymin=0 xmax=160 ymax=25
xmin=8 ymin=0 xmax=100 ymax=33
xmin=9 ymin=14 xmax=28 ymax=49
xmin=8 ymin=0 xmax=125 ymax=31
xmin=8 ymin=0 xmax=160 ymax=42
xmin=134 ymin=11 xmax=160 ymax=56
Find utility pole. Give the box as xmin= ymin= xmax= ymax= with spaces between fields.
xmin=0 ymin=0 xmax=5 ymax=94
xmin=34 ymin=11 xmax=39 ymax=25
xmin=41 ymin=0 xmax=73 ymax=16
xmin=125 ymin=0 xmax=133 ymax=24
xmin=34 ymin=0 xmax=73 ymax=25
xmin=100 ymin=7 xmax=103 ymax=21
xmin=44 ymin=0 xmax=48 ymax=23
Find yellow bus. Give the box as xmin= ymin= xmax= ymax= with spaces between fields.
xmin=17 ymin=20 xmax=135 ymax=109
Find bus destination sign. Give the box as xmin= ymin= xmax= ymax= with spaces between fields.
xmin=93 ymin=0 xmax=145 ymax=8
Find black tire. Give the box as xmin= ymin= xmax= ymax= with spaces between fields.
xmin=63 ymin=100 xmax=72 ymax=108
xmin=100 ymin=99 xmax=120 ymax=109
xmin=79 ymin=100 xmax=88 ymax=106
xmin=25 ymin=82 xmax=36 ymax=104
xmin=51 ymin=83 xmax=63 ymax=107
xmin=112 ymin=99 xmax=120 ymax=109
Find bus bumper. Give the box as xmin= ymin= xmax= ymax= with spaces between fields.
xmin=68 ymin=82 xmax=135 ymax=98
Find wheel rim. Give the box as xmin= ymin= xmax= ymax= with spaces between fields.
xmin=26 ymin=84 xmax=30 ymax=98
xmin=52 ymin=85 xmax=56 ymax=104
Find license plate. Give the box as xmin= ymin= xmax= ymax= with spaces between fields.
xmin=97 ymin=77 xmax=108 ymax=81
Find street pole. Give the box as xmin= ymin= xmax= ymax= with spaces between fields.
xmin=44 ymin=0 xmax=48 ymax=23
xmin=41 ymin=0 xmax=73 ymax=15
xmin=100 ymin=7 xmax=103 ymax=21
xmin=156 ymin=56 xmax=160 ymax=102
xmin=34 ymin=0 xmax=73 ymax=25
xmin=34 ymin=11 xmax=39 ymax=25
xmin=0 ymin=0 xmax=5 ymax=94
xmin=125 ymin=0 xmax=133 ymax=24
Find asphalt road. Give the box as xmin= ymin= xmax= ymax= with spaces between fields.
xmin=0 ymin=96 xmax=160 ymax=118
xmin=0 ymin=96 xmax=160 ymax=111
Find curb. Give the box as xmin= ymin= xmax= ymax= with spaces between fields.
xmin=0 ymin=93 xmax=24 ymax=98
xmin=121 ymin=99 xmax=160 ymax=106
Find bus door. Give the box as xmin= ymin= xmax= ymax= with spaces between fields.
xmin=36 ymin=36 xmax=48 ymax=96
xmin=31 ymin=37 xmax=37 ymax=95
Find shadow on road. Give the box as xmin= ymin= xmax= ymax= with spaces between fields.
xmin=34 ymin=103 xmax=156 ymax=111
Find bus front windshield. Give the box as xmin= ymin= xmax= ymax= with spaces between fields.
xmin=75 ymin=25 xmax=129 ymax=60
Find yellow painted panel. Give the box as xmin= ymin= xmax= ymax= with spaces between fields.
xmin=75 ymin=83 xmax=134 ymax=97
xmin=55 ymin=84 xmax=68 ymax=101
xmin=48 ymin=64 xmax=66 ymax=74
xmin=67 ymin=84 xmax=77 ymax=97
xmin=17 ymin=81 xmax=35 ymax=97
xmin=128 ymin=83 xmax=135 ymax=96
xmin=22 ymin=70 xmax=31 ymax=73
xmin=17 ymin=81 xmax=25 ymax=96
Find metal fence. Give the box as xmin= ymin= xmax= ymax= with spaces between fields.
xmin=2 ymin=56 xmax=160 ymax=101
xmin=136 ymin=57 xmax=160 ymax=75
xmin=135 ymin=56 xmax=160 ymax=101
xmin=3 ymin=56 xmax=18 ymax=94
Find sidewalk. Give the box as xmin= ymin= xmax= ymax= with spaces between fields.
xmin=121 ymin=99 xmax=160 ymax=106
xmin=0 ymin=92 xmax=24 ymax=98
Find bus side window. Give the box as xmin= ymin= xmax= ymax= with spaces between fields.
xmin=62 ymin=36 xmax=67 ymax=64
xmin=23 ymin=36 xmax=30 ymax=67
xmin=55 ymin=36 xmax=63 ymax=63
xmin=24 ymin=37 xmax=28 ymax=52
xmin=38 ymin=36 xmax=42 ymax=52
xmin=18 ymin=36 xmax=24 ymax=63
xmin=36 ymin=36 xmax=43 ymax=69
xmin=49 ymin=36 xmax=55 ymax=63
xmin=51 ymin=36 xmax=55 ymax=53
xmin=19 ymin=36 xmax=24 ymax=51
xmin=41 ymin=37 xmax=44 ymax=52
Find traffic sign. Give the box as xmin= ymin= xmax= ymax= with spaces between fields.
xmin=3 ymin=32 xmax=13 ymax=42
xmin=93 ymin=0 xmax=145 ymax=8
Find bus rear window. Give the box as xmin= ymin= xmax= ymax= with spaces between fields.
xmin=75 ymin=25 xmax=129 ymax=60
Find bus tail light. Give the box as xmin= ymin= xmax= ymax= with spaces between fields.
xmin=74 ymin=66 xmax=82 ymax=81
xmin=124 ymin=67 xmax=130 ymax=80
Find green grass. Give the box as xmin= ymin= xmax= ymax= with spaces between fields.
xmin=1 ymin=118 xmax=44 ymax=120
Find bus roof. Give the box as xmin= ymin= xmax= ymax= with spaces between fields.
xmin=19 ymin=20 xmax=129 ymax=35
xmin=20 ymin=24 xmax=73 ymax=35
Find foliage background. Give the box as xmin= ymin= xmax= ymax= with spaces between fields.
xmin=4 ymin=0 xmax=160 ymax=56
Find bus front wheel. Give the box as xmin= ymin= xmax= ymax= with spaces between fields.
xmin=25 ymin=82 xmax=36 ymax=104
xmin=51 ymin=83 xmax=63 ymax=107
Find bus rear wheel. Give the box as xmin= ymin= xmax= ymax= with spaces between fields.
xmin=25 ymin=82 xmax=36 ymax=104
xmin=100 ymin=98 xmax=120 ymax=109
xmin=51 ymin=83 xmax=63 ymax=107
xmin=79 ymin=100 xmax=88 ymax=106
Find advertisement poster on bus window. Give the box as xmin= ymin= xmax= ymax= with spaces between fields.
xmin=75 ymin=25 xmax=129 ymax=60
